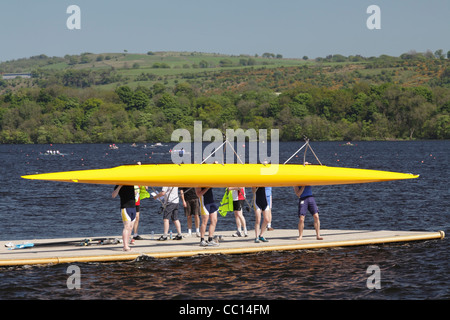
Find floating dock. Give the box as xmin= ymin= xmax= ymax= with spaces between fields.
xmin=0 ymin=229 xmax=444 ymax=267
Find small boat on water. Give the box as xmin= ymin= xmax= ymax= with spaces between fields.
xmin=42 ymin=150 xmax=66 ymax=156
xmin=339 ymin=142 xmax=356 ymax=146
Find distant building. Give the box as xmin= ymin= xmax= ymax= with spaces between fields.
xmin=2 ymin=73 xmax=32 ymax=80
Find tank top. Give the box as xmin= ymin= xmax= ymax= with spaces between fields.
xmin=232 ymin=188 xmax=245 ymax=201
xmin=300 ymin=186 xmax=313 ymax=199
xmin=202 ymin=188 xmax=215 ymax=204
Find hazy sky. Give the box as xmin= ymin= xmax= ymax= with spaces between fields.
xmin=1 ymin=0 xmax=449 ymax=62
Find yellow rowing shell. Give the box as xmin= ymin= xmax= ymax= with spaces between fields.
xmin=21 ymin=163 xmax=419 ymax=187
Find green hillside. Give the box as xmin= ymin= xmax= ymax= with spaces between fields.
xmin=1 ymin=50 xmax=449 ymax=92
xmin=0 ymin=51 xmax=305 ymax=90
xmin=0 ymin=51 xmax=449 ymax=143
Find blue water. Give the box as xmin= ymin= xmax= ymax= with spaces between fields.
xmin=0 ymin=141 xmax=448 ymax=300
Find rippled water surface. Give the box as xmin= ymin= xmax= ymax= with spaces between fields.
xmin=0 ymin=141 xmax=448 ymax=300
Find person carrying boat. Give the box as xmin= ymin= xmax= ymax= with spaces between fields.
xmin=112 ymin=185 xmax=136 ymax=251
xmin=154 ymin=187 xmax=183 ymax=241
xmin=132 ymin=162 xmax=148 ymax=240
xmin=229 ymin=187 xmax=248 ymax=237
xmin=252 ymin=187 xmax=270 ymax=243
xmin=133 ymin=185 xmax=150 ymax=240
xmin=195 ymin=188 xmax=219 ymax=246
xmin=293 ymin=185 xmax=323 ymax=241
xmin=180 ymin=187 xmax=200 ymax=237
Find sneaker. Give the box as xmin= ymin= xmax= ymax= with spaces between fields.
xmin=254 ymin=237 xmax=260 ymax=243
xmin=232 ymin=230 xmax=242 ymax=237
xmin=173 ymin=234 xmax=183 ymax=240
xmin=258 ymin=236 xmax=269 ymax=242
xmin=130 ymin=238 xmax=135 ymax=244
xmin=196 ymin=231 xmax=201 ymax=237
xmin=200 ymin=240 xmax=209 ymax=247
xmin=267 ymin=227 xmax=274 ymax=231
xmin=158 ymin=235 xmax=168 ymax=241
xmin=208 ymin=239 xmax=219 ymax=246
xmin=244 ymin=231 xmax=248 ymax=237
xmin=133 ymin=235 xmax=143 ymax=240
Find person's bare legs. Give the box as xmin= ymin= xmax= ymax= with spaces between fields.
xmin=173 ymin=219 xmax=182 ymax=235
xmin=163 ymin=218 xmax=170 ymax=236
xmin=313 ymin=213 xmax=323 ymax=240
xmin=122 ymin=220 xmax=134 ymax=251
xmin=238 ymin=210 xmax=247 ymax=235
xmin=260 ymin=209 xmax=270 ymax=238
xmin=297 ymin=214 xmax=323 ymax=240
xmin=187 ymin=215 xmax=193 ymax=234
xmin=234 ymin=211 xmax=241 ymax=231
xmin=254 ymin=209 xmax=261 ymax=239
xmin=208 ymin=212 xmax=217 ymax=238
xmin=194 ymin=214 xmax=200 ymax=231
xmin=297 ymin=215 xmax=305 ymax=241
xmin=133 ymin=210 xmax=140 ymax=236
xmin=234 ymin=209 xmax=247 ymax=234
xmin=200 ymin=214 xmax=209 ymax=240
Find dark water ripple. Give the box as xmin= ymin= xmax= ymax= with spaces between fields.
xmin=0 ymin=141 xmax=449 ymax=300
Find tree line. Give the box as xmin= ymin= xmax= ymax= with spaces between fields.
xmin=0 ymin=80 xmax=448 ymax=144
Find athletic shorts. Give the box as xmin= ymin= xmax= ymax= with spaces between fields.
xmin=163 ymin=203 xmax=179 ymax=221
xmin=298 ymin=197 xmax=319 ymax=217
xmin=184 ymin=199 xmax=200 ymax=217
xmin=121 ymin=207 xmax=137 ymax=222
xmin=254 ymin=191 xmax=269 ymax=211
xmin=233 ymin=200 xmax=245 ymax=211
xmin=199 ymin=199 xmax=218 ymax=216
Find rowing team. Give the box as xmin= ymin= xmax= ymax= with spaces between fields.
xmin=44 ymin=150 xmax=61 ymax=155
xmin=113 ymin=185 xmax=323 ymax=251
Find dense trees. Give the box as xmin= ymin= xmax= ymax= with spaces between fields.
xmin=0 ymin=80 xmax=448 ymax=144
xmin=1 ymin=51 xmax=449 ymax=143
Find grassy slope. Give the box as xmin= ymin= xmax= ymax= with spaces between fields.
xmin=1 ymin=51 xmax=447 ymax=93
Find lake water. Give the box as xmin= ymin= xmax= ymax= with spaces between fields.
xmin=0 ymin=141 xmax=448 ymax=302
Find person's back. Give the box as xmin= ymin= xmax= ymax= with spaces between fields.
xmin=300 ymin=186 xmax=313 ymax=199
xmin=162 ymin=187 xmax=179 ymax=204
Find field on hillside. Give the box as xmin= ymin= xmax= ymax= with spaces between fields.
xmin=1 ymin=51 xmax=448 ymax=93
xmin=0 ymin=51 xmax=448 ymax=144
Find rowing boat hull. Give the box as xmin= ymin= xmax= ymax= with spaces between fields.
xmin=21 ymin=163 xmax=419 ymax=187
